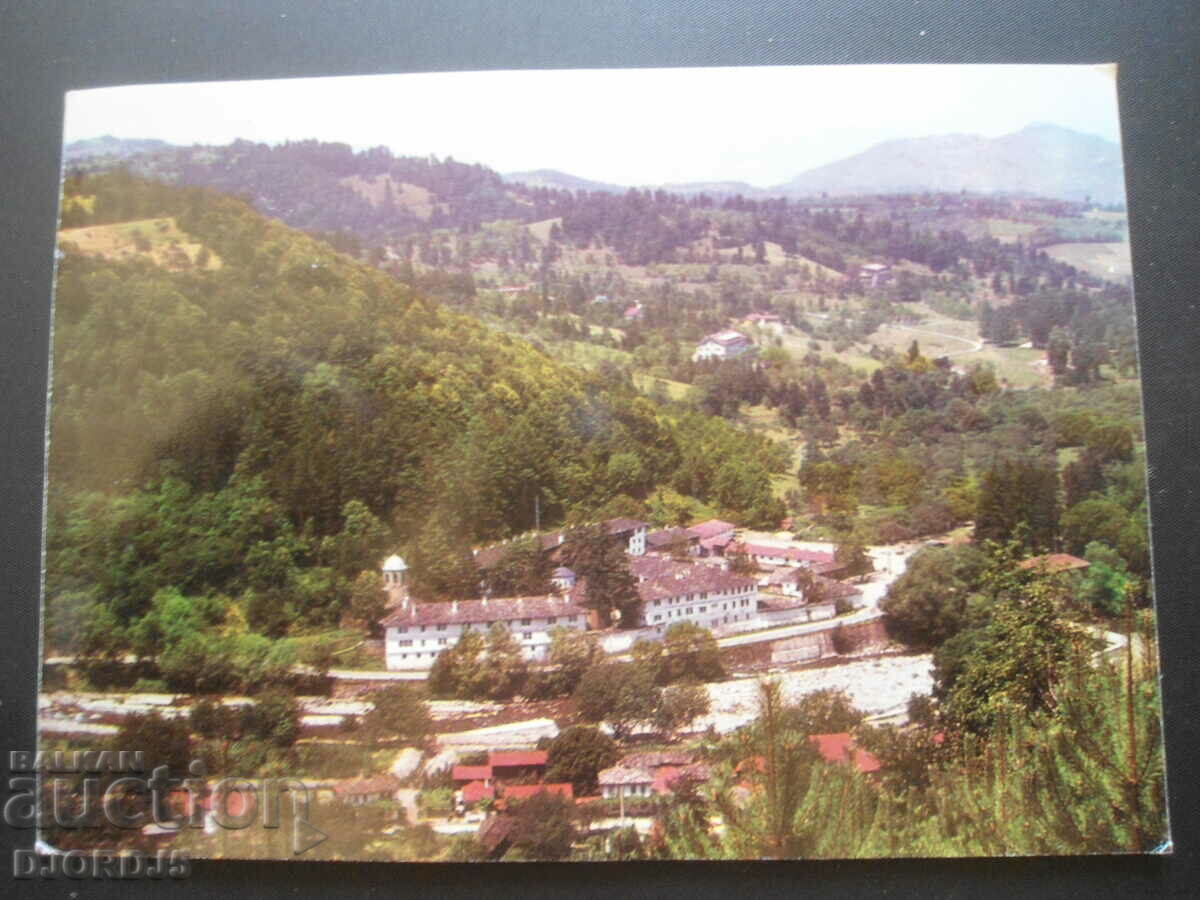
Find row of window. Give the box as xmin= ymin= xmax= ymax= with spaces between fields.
xmin=391 ymin=631 xmax=542 ymax=651
xmin=392 ymin=615 xmax=579 ymax=634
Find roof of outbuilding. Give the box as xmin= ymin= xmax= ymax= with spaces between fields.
xmin=686 ymin=519 xmax=737 ymax=540
xmin=489 ymin=750 xmax=548 ymax=768
xmin=460 ymin=781 xmax=495 ymax=805
xmin=810 ymin=733 xmax=882 ymax=774
xmin=732 ymin=542 xmax=835 ymax=565
xmin=452 ymin=765 xmax=492 ymax=782
xmin=501 ymin=783 xmax=573 ymax=800
xmin=618 ymin=750 xmax=696 ymax=769
xmin=598 ymin=765 xmax=654 ymax=786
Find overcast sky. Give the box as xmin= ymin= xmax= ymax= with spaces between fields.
xmin=64 ymin=64 xmax=1122 ymax=187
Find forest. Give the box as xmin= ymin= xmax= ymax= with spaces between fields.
xmin=45 ymin=173 xmax=787 ymax=684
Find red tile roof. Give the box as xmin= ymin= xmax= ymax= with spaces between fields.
xmin=630 ymin=556 xmax=757 ymax=604
xmin=810 ymin=733 xmax=882 ymax=774
xmin=687 ymin=519 xmax=737 ymax=540
xmin=460 ymin=781 xmax=495 ymax=806
xmin=489 ymin=750 xmax=548 ymax=769
xmin=646 ymin=527 xmax=697 ymax=549
xmin=618 ymin=750 xmax=696 ymax=769
xmin=652 ymin=763 xmax=711 ymax=794
xmin=598 ymin=765 xmax=654 ymax=786
xmin=501 ymin=782 xmax=573 ymax=801
xmin=702 ymin=330 xmax=752 ymax=347
xmin=381 ymin=594 xmax=587 ymax=629
xmin=452 ymin=765 xmax=492 ymax=783
xmin=732 ymin=542 xmax=835 ymax=565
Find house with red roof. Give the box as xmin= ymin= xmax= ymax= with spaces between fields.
xmin=809 ymin=733 xmax=882 ymax=774
xmin=598 ymin=750 xmax=710 ymax=800
xmin=381 ymin=592 xmax=590 ymax=671
xmin=488 ymin=750 xmax=548 ymax=781
xmin=458 ymin=780 xmax=496 ymax=809
xmin=693 ymin=329 xmax=755 ymax=362
xmin=731 ymin=541 xmax=836 ymax=570
xmin=451 ymin=764 xmax=493 ymax=786
xmin=686 ymin=519 xmax=737 ymax=557
xmin=497 ymin=783 xmax=574 ymax=808
xmin=631 ymin=555 xmax=758 ymax=633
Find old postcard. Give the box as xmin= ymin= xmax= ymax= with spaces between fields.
xmin=35 ymin=64 xmax=1167 ymax=863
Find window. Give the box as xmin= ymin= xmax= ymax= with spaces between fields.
xmin=547 ymin=616 xmax=557 ymax=624
xmin=396 ymin=627 xmax=407 ymax=634
xmin=653 ymin=615 xmax=661 ymax=623
xmin=420 ymin=625 xmax=426 ymax=632
xmin=523 ymin=632 xmax=532 ymax=641
xmin=699 ymin=606 xmax=706 ymax=613
xmin=521 ymin=618 xmax=531 ymax=626
xmin=399 ymin=640 xmax=412 ymax=647
xmin=439 ymin=638 xmax=447 ymax=646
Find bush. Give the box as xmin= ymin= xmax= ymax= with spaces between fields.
xmin=546 ymin=726 xmax=619 ymax=795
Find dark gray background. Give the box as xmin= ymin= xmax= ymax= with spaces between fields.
xmin=2 ymin=1 xmax=1198 ymax=896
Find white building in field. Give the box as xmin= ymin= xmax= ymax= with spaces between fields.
xmin=692 ymin=329 xmax=754 ymax=362
xmin=381 ymin=592 xmax=590 ymax=671
xmin=631 ymin=556 xmax=758 ymax=633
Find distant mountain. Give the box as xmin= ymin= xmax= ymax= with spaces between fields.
xmin=503 ymin=169 xmax=625 ymax=194
xmin=63 ymin=136 xmax=173 ymax=164
xmin=657 ymin=181 xmax=762 ymax=197
xmin=775 ymin=123 xmax=1125 ymax=204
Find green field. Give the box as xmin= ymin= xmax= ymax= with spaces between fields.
xmin=1042 ymin=241 xmax=1132 ymax=281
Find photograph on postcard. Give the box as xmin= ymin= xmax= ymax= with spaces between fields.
xmin=37 ymin=64 xmax=1167 ymax=861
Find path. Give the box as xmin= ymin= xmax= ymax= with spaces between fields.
xmin=889 ymin=322 xmax=984 ymax=358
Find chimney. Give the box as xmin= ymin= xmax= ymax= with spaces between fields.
xmin=482 ymin=597 xmax=488 ymax=607
xmin=452 ymin=600 xmax=458 ymax=614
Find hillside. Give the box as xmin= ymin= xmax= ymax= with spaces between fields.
xmin=503 ymin=169 xmax=624 ymax=193
xmin=45 ymin=173 xmax=788 ymax=667
xmin=63 ymin=135 xmax=173 ymax=164
xmin=777 ymin=124 xmax=1124 ymax=204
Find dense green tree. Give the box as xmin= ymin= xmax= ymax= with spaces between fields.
xmin=574 ymin=661 xmax=659 ymax=740
xmin=653 ymin=681 xmax=711 ymax=736
xmin=560 ymin=524 xmax=642 ymax=628
xmin=973 ymin=457 xmax=1059 ymax=551
xmin=506 ymin=791 xmax=578 ymax=861
xmin=116 ymin=711 xmax=193 ymax=775
xmin=545 ymin=725 xmax=620 ymax=795
xmin=364 ymin=683 xmax=433 ymax=745
xmin=242 ymin=688 xmax=301 ymax=748
xmin=880 ymin=545 xmax=989 ymax=649
xmin=484 ymin=535 xmax=553 ymax=597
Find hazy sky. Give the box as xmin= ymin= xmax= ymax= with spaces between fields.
xmin=64 ymin=64 xmax=1121 ymax=187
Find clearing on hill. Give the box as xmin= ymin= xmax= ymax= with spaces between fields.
xmin=526 ymin=217 xmax=563 ymax=243
xmin=57 ymin=218 xmax=221 ymax=270
xmin=1042 ymin=241 xmax=1132 ymax=282
xmin=339 ymin=174 xmax=439 ymax=220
